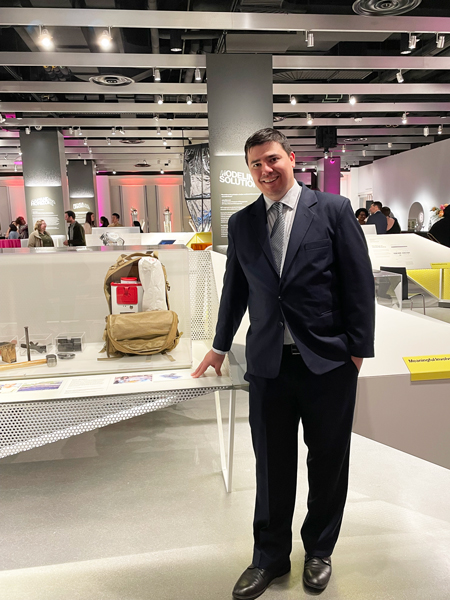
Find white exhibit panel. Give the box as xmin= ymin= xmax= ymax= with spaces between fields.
xmin=366 ymin=232 xmax=450 ymax=270
xmin=361 ymin=224 xmax=377 ymax=236
xmin=141 ymin=232 xmax=194 ymax=246
xmin=0 ymin=245 xmax=192 ymax=379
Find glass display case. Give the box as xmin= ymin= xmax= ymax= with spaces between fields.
xmin=0 ymin=245 xmax=192 ymax=381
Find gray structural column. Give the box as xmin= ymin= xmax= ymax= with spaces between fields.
xmin=19 ymin=129 xmax=68 ymax=236
xmin=67 ymin=160 xmax=97 ymax=224
xmin=206 ymin=54 xmax=273 ymax=250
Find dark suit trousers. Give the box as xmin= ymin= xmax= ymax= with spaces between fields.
xmin=247 ymin=347 xmax=359 ymax=572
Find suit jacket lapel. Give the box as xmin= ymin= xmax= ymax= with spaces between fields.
xmin=250 ymin=195 xmax=279 ymax=275
xmin=281 ymin=183 xmax=317 ymax=282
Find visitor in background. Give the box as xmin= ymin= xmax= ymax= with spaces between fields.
xmin=28 ymin=219 xmax=54 ymax=247
xmin=367 ymin=201 xmax=387 ymax=234
xmin=16 ymin=216 xmax=28 ymax=239
xmin=133 ymin=220 xmax=143 ymax=233
xmin=63 ymin=210 xmax=86 ymax=246
xmin=108 ymin=213 xmax=123 ymax=227
xmin=429 ymin=205 xmax=450 ymax=247
xmin=100 ymin=216 xmax=109 ymax=227
xmin=355 ymin=208 xmax=369 ymax=225
xmin=381 ymin=207 xmax=401 ymax=234
xmin=7 ymin=223 xmax=19 ymax=239
xmin=84 ymin=212 xmax=96 ymax=235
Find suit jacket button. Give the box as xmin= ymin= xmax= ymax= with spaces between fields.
xmin=278 ymin=321 xmax=284 ymax=328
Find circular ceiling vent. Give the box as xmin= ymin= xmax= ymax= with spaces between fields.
xmin=352 ymin=0 xmax=422 ymax=16
xmin=134 ymin=160 xmax=150 ymax=167
xmin=119 ymin=138 xmax=144 ymax=144
xmin=90 ymin=75 xmax=135 ymax=86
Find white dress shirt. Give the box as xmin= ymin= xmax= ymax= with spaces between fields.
xmin=213 ymin=181 xmax=302 ymax=354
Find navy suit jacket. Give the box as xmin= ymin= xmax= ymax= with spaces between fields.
xmin=213 ymin=183 xmax=375 ymax=377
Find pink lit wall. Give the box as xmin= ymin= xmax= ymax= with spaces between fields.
xmin=317 ymin=158 xmax=341 ymax=194
xmin=156 ymin=184 xmax=182 ymax=231
xmin=96 ymin=175 xmax=111 ymax=222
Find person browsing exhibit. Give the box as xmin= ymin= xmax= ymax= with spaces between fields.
xmin=63 ymin=210 xmax=86 ymax=247
xmin=193 ymin=128 xmax=375 ymax=598
xmin=28 ymin=220 xmax=54 ymax=247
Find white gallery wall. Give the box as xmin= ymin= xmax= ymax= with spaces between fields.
xmin=357 ymin=137 xmax=450 ymax=230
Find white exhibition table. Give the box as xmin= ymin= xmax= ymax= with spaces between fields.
xmin=1 ymin=237 xmax=450 ymax=494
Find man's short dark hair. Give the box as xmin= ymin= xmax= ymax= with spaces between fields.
xmin=65 ymin=210 xmax=75 ymax=219
xmin=112 ymin=213 xmax=120 ymax=219
xmin=372 ymin=201 xmax=383 ymax=210
xmin=244 ymin=128 xmax=293 ymax=165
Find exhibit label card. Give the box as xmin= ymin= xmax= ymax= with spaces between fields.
xmin=403 ymin=354 xmax=450 ymax=381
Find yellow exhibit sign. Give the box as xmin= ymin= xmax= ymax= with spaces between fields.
xmin=403 ymin=354 xmax=450 ymax=381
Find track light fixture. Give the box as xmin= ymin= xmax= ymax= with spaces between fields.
xmin=388 ymin=142 xmax=392 ymax=148
xmin=324 ymin=150 xmax=329 ymax=159
xmin=305 ymin=31 xmax=314 ymax=47
xmin=167 ymin=128 xmax=172 ymax=136
xmin=186 ymin=95 xmax=192 ymax=105
xmin=342 ymin=145 xmax=346 ymax=153
xmin=25 ymin=126 xmax=30 ymax=135
xmin=111 ymin=126 xmax=116 ymax=135
xmin=18 ymin=147 xmax=22 ymax=156
xmin=408 ymin=33 xmax=417 ymax=50
xmin=163 ymin=138 xmax=167 ymax=145
xmin=83 ymin=138 xmax=88 ymax=145
xmin=120 ymin=127 xmax=125 ymax=135
xmin=290 ymin=96 xmax=297 ymax=105
xmin=157 ymin=95 xmax=163 ymax=105
xmin=69 ymin=127 xmax=74 ymax=135
xmin=438 ymin=124 xmax=443 ymax=134
xmin=112 ymin=170 xmax=116 ymax=175
xmin=396 ymin=69 xmax=404 ymax=83
xmin=402 ymin=112 xmax=408 ymax=124
xmin=195 ymin=68 xmax=202 ymax=82
xmin=349 ymin=95 xmax=357 ymax=105
xmin=88 ymin=147 xmax=93 ymax=153
xmin=423 ymin=126 xmax=429 ymax=137
xmin=157 ymin=127 xmax=161 ymax=135
xmin=302 ymin=167 xmax=306 ymax=172
xmin=106 ymin=138 xmax=111 ymax=145
xmin=170 ymin=30 xmax=182 ymax=52
xmin=99 ymin=27 xmax=112 ymax=50
xmin=154 ymin=68 xmax=161 ymax=82
xmin=436 ymin=33 xmax=445 ymax=49
xmin=14 ymin=164 xmax=17 ymax=172
xmin=83 ymin=159 xmax=87 ymax=166
xmin=160 ymin=168 xmax=165 ymax=174
xmin=38 ymin=26 xmax=53 ymax=49
xmin=306 ymin=113 xmax=314 ymax=125
xmin=362 ymin=149 xmax=366 ymax=157
xmin=400 ymin=33 xmax=412 ymax=55
xmin=78 ymin=127 xmax=83 ymax=136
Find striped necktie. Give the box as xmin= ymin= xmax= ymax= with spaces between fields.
xmin=270 ymin=201 xmax=285 ymax=275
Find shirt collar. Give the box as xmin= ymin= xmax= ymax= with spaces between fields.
xmin=264 ymin=181 xmax=301 ymax=213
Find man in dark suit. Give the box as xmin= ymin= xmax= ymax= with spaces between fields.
xmin=193 ymin=129 xmax=375 ymax=597
xmin=367 ymin=201 xmax=387 ymax=234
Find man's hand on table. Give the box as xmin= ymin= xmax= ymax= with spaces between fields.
xmin=191 ymin=350 xmax=225 ymax=378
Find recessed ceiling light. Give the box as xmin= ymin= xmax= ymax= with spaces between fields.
xmin=98 ymin=28 xmax=112 ymax=50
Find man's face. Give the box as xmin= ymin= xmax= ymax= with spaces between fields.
xmin=112 ymin=215 xmax=118 ymax=224
xmin=369 ymin=203 xmax=378 ymax=214
xmin=64 ymin=213 xmax=70 ymax=223
xmin=247 ymin=141 xmax=296 ymax=201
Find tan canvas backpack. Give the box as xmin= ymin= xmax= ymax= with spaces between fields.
xmin=103 ymin=251 xmax=181 ymax=357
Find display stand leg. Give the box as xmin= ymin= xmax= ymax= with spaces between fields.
xmin=214 ymin=389 xmax=236 ymax=493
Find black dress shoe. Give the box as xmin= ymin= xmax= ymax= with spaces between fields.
xmin=303 ymin=555 xmax=332 ymax=591
xmin=232 ymin=564 xmax=290 ymax=600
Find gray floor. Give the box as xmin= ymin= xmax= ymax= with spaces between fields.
xmin=1 ymin=391 xmax=450 ymax=600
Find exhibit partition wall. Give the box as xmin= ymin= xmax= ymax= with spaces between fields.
xmin=206 ymin=54 xmax=273 ymax=250
xmin=67 ymin=160 xmax=97 ymax=223
xmin=19 ymin=129 xmax=68 ymax=236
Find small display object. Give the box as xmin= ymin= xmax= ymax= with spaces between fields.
xmin=164 ymin=207 xmax=172 ymax=233
xmin=0 ymin=342 xmax=17 ymax=363
xmin=55 ymin=333 xmax=86 ymax=353
xmin=19 ymin=333 xmax=53 ymax=356
xmin=111 ymin=278 xmax=143 ymax=314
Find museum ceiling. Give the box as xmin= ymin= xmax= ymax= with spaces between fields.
xmin=1 ymin=0 xmax=450 ymax=174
